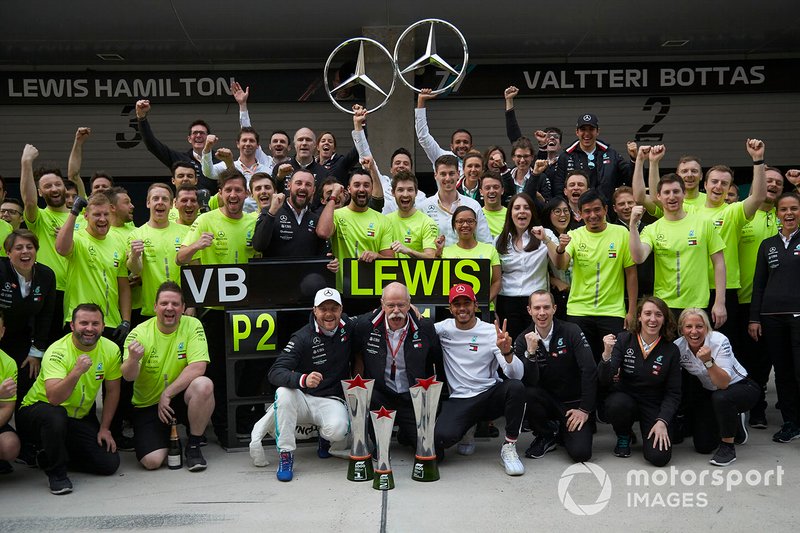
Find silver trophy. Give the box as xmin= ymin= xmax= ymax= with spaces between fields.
xmin=410 ymin=376 xmax=443 ymax=482
xmin=393 ymin=19 xmax=469 ymax=95
xmin=370 ymin=406 xmax=396 ymax=490
xmin=342 ymin=374 xmax=375 ymax=481
xmin=323 ymin=37 xmax=396 ymax=114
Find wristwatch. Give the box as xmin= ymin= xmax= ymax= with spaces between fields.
xmin=703 ymin=358 xmax=714 ymax=369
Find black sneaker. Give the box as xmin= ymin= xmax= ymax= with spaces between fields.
xmin=614 ymin=434 xmax=632 ymax=458
xmin=773 ymin=422 xmax=800 ymax=443
xmin=48 ymin=473 xmax=73 ymax=495
xmin=198 ymin=435 xmax=208 ymax=447
xmin=317 ymin=437 xmax=332 ymax=459
xmin=734 ymin=413 xmax=748 ymax=445
xmin=0 ymin=460 xmax=12 ymax=474
xmin=14 ymin=445 xmax=39 ymax=468
xmin=525 ymin=434 xmax=557 ymax=459
xmin=749 ymin=410 xmax=768 ymax=429
xmin=710 ymin=443 xmax=736 ymax=466
xmin=115 ymin=435 xmax=135 ymax=452
xmin=185 ymin=444 xmax=207 ymax=471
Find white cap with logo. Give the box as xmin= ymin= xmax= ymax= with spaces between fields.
xmin=313 ymin=287 xmax=342 ymax=307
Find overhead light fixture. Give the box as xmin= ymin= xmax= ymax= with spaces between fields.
xmin=661 ymin=40 xmax=689 ymax=48
xmin=97 ymin=53 xmax=125 ymax=61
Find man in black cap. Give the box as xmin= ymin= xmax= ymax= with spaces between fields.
xmin=552 ymin=113 xmax=632 ymax=203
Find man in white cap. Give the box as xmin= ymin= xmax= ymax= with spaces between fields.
xmin=253 ymin=287 xmax=355 ymax=481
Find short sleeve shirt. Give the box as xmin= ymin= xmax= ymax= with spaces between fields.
xmin=0 ymin=349 xmax=16 ymax=403
xmin=386 ymin=209 xmax=439 ymax=256
xmin=24 ymin=208 xmax=70 ymax=290
xmin=182 ymin=209 xmax=256 ymax=265
xmin=128 ymin=222 xmax=189 ymax=316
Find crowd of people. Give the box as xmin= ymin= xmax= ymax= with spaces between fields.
xmin=0 ymin=81 xmax=799 ymax=494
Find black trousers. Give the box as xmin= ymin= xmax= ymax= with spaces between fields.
xmin=368 ymin=387 xmax=418 ymax=447
xmin=495 ymin=295 xmax=531 ymax=346
xmin=525 ymin=386 xmax=592 ymax=462
xmin=682 ymin=377 xmax=760 ymax=453
xmin=567 ymin=315 xmax=625 ymax=363
xmin=201 ymin=309 xmax=229 ymax=436
xmin=736 ymin=302 xmax=770 ymax=413
xmin=16 ymin=402 xmax=119 ymax=476
xmin=435 ymin=379 xmax=526 ymax=451
xmin=707 ymin=289 xmax=739 ymax=347
xmin=762 ymin=314 xmax=800 ymax=425
xmin=605 ymin=391 xmax=673 ymax=467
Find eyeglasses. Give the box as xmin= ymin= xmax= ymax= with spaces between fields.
xmin=551 ymin=208 xmax=570 ymax=215
xmin=190 ymin=130 xmax=208 ymax=136
xmin=0 ymin=208 xmax=21 ymax=216
xmin=454 ymin=219 xmax=476 ymax=226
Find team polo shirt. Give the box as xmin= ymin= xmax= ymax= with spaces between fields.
xmin=22 ymin=334 xmax=122 ymax=419
xmin=386 ymin=209 xmax=439 ymax=256
xmin=123 ymin=316 xmax=210 ymax=408
xmin=648 ymin=197 xmax=702 ymax=219
xmin=332 ymin=207 xmax=393 ymax=288
xmin=182 ymin=209 xmax=256 ymax=265
xmin=482 ymin=207 xmax=507 ymax=239
xmin=565 ymin=224 xmax=634 ymax=318
xmin=63 ymin=231 xmax=129 ymax=328
xmin=24 ymin=208 xmax=70 ymax=290
xmin=111 ymin=224 xmax=140 ymax=310
xmin=0 ymin=349 xmax=16 ymax=403
xmin=128 ymin=222 xmax=189 ymax=316
xmin=0 ymin=219 xmax=11 ymax=258
xmin=640 ymin=213 xmax=725 ymax=309
xmin=738 ymin=208 xmax=778 ymax=304
xmin=696 ymin=201 xmax=752 ymax=289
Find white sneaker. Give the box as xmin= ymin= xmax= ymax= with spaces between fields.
xmin=501 ymin=442 xmax=525 ymax=476
xmin=250 ymin=442 xmax=269 ymax=467
xmin=457 ymin=425 xmax=477 ymax=456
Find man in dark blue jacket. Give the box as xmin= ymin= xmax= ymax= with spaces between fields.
xmin=265 ymin=287 xmax=354 ymax=481
xmin=353 ymin=282 xmax=442 ymax=447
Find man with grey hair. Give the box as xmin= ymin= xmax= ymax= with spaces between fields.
xmin=353 ymin=282 xmax=442 ymax=447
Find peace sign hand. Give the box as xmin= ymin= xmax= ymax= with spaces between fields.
xmin=495 ymin=318 xmax=512 ymax=356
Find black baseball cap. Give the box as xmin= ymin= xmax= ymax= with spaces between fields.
xmin=577 ymin=113 xmax=599 ymax=128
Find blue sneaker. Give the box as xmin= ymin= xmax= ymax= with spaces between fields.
xmin=276 ymin=451 xmax=294 ymax=482
xmin=317 ymin=437 xmax=331 ymax=459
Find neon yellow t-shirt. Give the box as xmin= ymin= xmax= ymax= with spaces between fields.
xmin=0 ymin=219 xmax=12 ymax=258
xmin=63 ymin=231 xmax=129 ymax=328
xmin=683 ymin=193 xmax=707 ymax=211
xmin=696 ymin=201 xmax=752 ymax=289
xmin=128 ymin=223 xmax=189 ymax=316
xmin=482 ymin=207 xmax=507 ymax=239
xmin=332 ymin=207 xmax=393 ymax=288
xmin=123 ymin=316 xmax=210 ymax=408
xmin=181 ymin=209 xmax=256 ymax=265
xmin=111 ymin=224 xmax=141 ymax=310
xmin=564 ymin=224 xmax=634 ymax=317
xmin=24 ymin=208 xmax=70 ymax=290
xmin=737 ymin=208 xmax=778 ymax=304
xmin=641 ymin=213 xmax=725 ymax=309
xmin=386 ymin=209 xmax=439 ymax=256
xmin=0 ymin=349 xmax=16 ymax=403
xmin=22 ymin=334 xmax=122 ymax=419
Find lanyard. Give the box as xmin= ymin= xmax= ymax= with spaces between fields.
xmin=385 ymin=325 xmax=409 ymax=381
xmin=638 ymin=335 xmax=662 ymax=359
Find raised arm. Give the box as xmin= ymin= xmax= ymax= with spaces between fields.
xmin=55 ymin=197 xmax=86 ymax=256
xmin=504 ymin=86 xmax=523 ymax=143
xmin=743 ymin=138 xmax=767 ymax=219
xmin=414 ymin=88 xmax=449 ymax=165
xmin=647 ymin=145 xmax=666 ymax=210
xmin=628 ymin=206 xmax=652 ymax=264
xmin=66 ymin=127 xmax=89 ymax=199
xmin=20 ymin=144 xmax=40 ymax=223
xmin=632 ymin=145 xmax=658 ymax=213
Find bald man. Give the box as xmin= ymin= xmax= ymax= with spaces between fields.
xmin=353 ymin=282 xmax=442 ymax=447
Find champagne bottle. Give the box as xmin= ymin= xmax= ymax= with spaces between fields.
xmin=168 ymin=419 xmax=182 ymax=470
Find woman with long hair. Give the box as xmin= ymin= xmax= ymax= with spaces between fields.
xmin=599 ymin=296 xmax=681 ymax=467
xmin=494 ymin=193 xmax=559 ymax=341
xmin=676 ymin=308 xmax=759 ymax=466
xmin=541 ymin=196 xmax=576 ymax=319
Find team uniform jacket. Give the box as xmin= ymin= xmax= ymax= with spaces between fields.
xmin=598 ymin=330 xmax=682 ymax=424
xmin=513 ymin=318 xmax=597 ymax=413
xmin=0 ymin=257 xmax=56 ymax=357
xmin=750 ymin=230 xmax=800 ymax=319
xmin=252 ymin=202 xmax=328 ymax=257
xmin=268 ymin=313 xmax=355 ymax=399
xmin=353 ymin=309 xmax=443 ymax=394
xmin=553 ymin=139 xmax=632 ymax=203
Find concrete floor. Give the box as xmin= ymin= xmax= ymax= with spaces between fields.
xmin=1 ymin=403 xmax=797 ymax=532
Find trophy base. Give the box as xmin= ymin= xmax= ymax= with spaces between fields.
xmin=411 ymin=456 xmax=439 ymax=482
xmin=347 ymin=455 xmax=374 ymax=481
xmin=373 ymin=470 xmax=394 ymax=490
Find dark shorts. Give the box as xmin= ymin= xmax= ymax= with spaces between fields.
xmin=0 ymin=423 xmax=16 ymax=435
xmin=131 ymin=393 xmax=189 ymax=461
